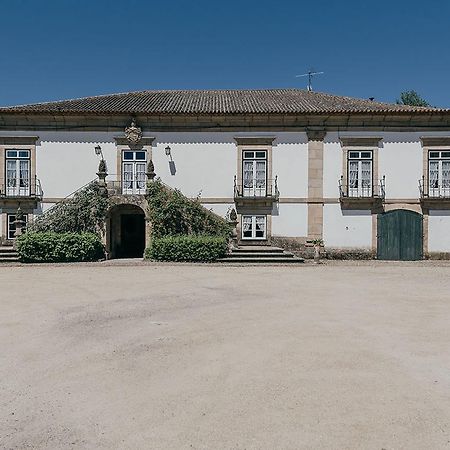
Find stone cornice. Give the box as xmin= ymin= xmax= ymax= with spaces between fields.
xmin=339 ymin=136 xmax=383 ymax=147
xmin=114 ymin=136 xmax=155 ymax=146
xmin=306 ymin=129 xmax=326 ymax=141
xmin=0 ymin=136 xmax=39 ymax=145
xmin=234 ymin=136 xmax=276 ymax=145
xmin=420 ymin=137 xmax=450 ymax=147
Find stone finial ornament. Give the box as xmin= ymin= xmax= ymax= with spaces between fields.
xmin=125 ymin=119 xmax=143 ymax=144
xmin=146 ymin=160 xmax=156 ymax=180
xmin=229 ymin=208 xmax=237 ymax=222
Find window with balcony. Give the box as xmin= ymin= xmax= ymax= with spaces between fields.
xmin=347 ymin=150 xmax=373 ymax=197
xmin=5 ymin=149 xmax=30 ymax=196
xmin=122 ymin=150 xmax=146 ymax=195
xmin=428 ymin=150 xmax=450 ymax=197
xmin=243 ymin=150 xmax=267 ymax=197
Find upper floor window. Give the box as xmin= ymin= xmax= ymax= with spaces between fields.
xmin=348 ymin=150 xmax=372 ymax=197
xmin=5 ymin=149 xmax=30 ymax=196
xmin=429 ymin=150 xmax=450 ymax=196
xmin=122 ymin=150 xmax=147 ymax=195
xmin=243 ymin=150 xmax=267 ymax=197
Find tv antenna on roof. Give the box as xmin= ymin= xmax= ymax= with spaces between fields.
xmin=295 ymin=69 xmax=324 ymax=92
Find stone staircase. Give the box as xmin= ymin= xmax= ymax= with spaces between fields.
xmin=0 ymin=246 xmax=19 ymax=263
xmin=218 ymin=246 xmax=304 ymax=264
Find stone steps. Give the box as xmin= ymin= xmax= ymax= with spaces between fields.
xmin=218 ymin=246 xmax=304 ymax=264
xmin=0 ymin=246 xmax=19 ymax=263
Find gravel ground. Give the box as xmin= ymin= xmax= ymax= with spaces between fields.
xmin=1 ymin=262 xmax=450 ymax=449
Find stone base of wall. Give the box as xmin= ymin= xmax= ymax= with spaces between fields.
xmin=324 ymin=247 xmax=375 ymax=260
xmin=426 ymin=252 xmax=450 ymax=260
xmin=271 ymin=236 xmax=375 ymax=260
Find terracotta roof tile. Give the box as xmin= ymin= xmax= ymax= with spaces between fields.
xmin=0 ymin=89 xmax=447 ymax=115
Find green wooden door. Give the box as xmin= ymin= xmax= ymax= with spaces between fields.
xmin=377 ymin=210 xmax=423 ymax=260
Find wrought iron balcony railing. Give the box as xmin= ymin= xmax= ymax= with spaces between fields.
xmin=419 ymin=177 xmax=450 ymax=199
xmin=0 ymin=176 xmax=43 ymax=199
xmin=339 ymin=176 xmax=385 ymax=199
xmin=233 ymin=176 xmax=280 ymax=200
xmin=106 ymin=177 xmax=147 ymax=195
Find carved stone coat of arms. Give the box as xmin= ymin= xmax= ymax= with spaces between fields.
xmin=125 ymin=119 xmax=142 ymax=144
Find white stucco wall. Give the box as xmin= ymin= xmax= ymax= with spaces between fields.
xmin=200 ymin=203 xmax=234 ymax=219
xmin=323 ymin=205 xmax=372 ymax=248
xmin=428 ymin=210 xmax=450 ymax=252
xmin=378 ymin=133 xmax=422 ymax=199
xmin=271 ymin=204 xmax=307 ymax=237
xmin=272 ymin=134 xmax=308 ymax=198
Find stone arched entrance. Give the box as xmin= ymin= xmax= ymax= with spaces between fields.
xmin=107 ymin=204 xmax=147 ymax=259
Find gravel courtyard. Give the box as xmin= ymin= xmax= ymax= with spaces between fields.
xmin=1 ymin=262 xmax=450 ymax=449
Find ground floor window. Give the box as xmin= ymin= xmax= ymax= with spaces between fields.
xmin=7 ymin=213 xmax=28 ymax=240
xmin=242 ymin=215 xmax=266 ymax=240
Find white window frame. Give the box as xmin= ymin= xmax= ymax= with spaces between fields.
xmin=122 ymin=150 xmax=147 ymax=195
xmin=428 ymin=150 xmax=450 ymax=197
xmin=241 ymin=215 xmax=266 ymax=240
xmin=5 ymin=149 xmax=31 ymax=197
xmin=347 ymin=150 xmax=373 ymax=197
xmin=7 ymin=213 xmax=28 ymax=240
xmin=242 ymin=150 xmax=267 ymax=197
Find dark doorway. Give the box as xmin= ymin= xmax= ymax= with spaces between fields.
xmin=119 ymin=214 xmax=145 ymax=258
xmin=377 ymin=210 xmax=423 ymax=260
xmin=109 ymin=204 xmax=146 ymax=259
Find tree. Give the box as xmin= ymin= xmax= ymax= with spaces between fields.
xmin=396 ymin=90 xmax=430 ymax=107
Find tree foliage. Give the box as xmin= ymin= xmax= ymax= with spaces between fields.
xmin=396 ymin=90 xmax=430 ymax=107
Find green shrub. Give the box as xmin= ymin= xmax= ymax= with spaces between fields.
xmin=17 ymin=232 xmax=105 ymax=263
xmin=146 ymin=180 xmax=230 ymax=238
xmin=29 ymin=181 xmax=109 ymax=235
xmin=145 ymin=235 xmax=227 ymax=262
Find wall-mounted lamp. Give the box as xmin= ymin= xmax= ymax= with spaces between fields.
xmin=165 ymin=145 xmax=172 ymax=157
xmin=94 ymin=145 xmax=104 ymax=159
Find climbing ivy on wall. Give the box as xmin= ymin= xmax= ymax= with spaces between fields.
xmin=30 ymin=181 xmax=109 ymax=235
xmin=146 ymin=179 xmax=230 ymax=238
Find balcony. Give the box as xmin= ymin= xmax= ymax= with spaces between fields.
xmin=338 ymin=176 xmax=385 ymax=209
xmin=106 ymin=177 xmax=147 ymax=196
xmin=234 ymin=176 xmax=279 ymax=208
xmin=419 ymin=177 xmax=450 ymax=208
xmin=0 ymin=176 xmax=43 ymax=204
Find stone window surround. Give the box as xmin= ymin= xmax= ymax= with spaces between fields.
xmin=339 ymin=137 xmax=382 ymax=190
xmin=114 ymin=137 xmax=155 ymax=182
xmin=234 ymin=136 xmax=275 ymax=242
xmin=0 ymin=136 xmax=38 ymax=197
xmin=420 ymin=137 xmax=450 ymax=194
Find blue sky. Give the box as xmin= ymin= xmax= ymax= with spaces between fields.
xmin=1 ymin=0 xmax=449 ymax=107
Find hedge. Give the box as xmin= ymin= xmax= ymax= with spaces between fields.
xmin=145 ymin=235 xmax=227 ymax=262
xmin=17 ymin=232 xmax=105 ymax=263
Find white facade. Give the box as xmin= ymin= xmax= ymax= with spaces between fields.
xmin=2 ymin=115 xmax=450 ymax=258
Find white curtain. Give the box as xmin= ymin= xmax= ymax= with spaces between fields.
xmin=243 ymin=161 xmax=253 ymax=188
xmin=243 ymin=216 xmax=252 ymax=232
xmin=19 ymin=160 xmax=29 ymax=188
xmin=255 ymin=161 xmax=266 ymax=189
xmin=348 ymin=161 xmax=358 ymax=188
xmin=255 ymin=216 xmax=265 ymax=237
xmin=6 ymin=160 xmax=16 ymax=187
xmin=429 ymin=161 xmax=439 ymax=189
xmin=361 ymin=161 xmax=371 ymax=188
xmin=442 ymin=161 xmax=450 ymax=189
xmin=123 ymin=163 xmax=133 ymax=189
xmin=136 ymin=163 xmax=146 ymax=189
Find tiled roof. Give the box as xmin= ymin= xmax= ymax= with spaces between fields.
xmin=0 ymin=89 xmax=447 ymax=115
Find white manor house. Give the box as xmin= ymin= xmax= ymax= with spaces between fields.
xmin=1 ymin=88 xmax=450 ymax=260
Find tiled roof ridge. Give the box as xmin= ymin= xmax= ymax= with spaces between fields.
xmin=0 ymin=88 xmax=447 ymax=114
